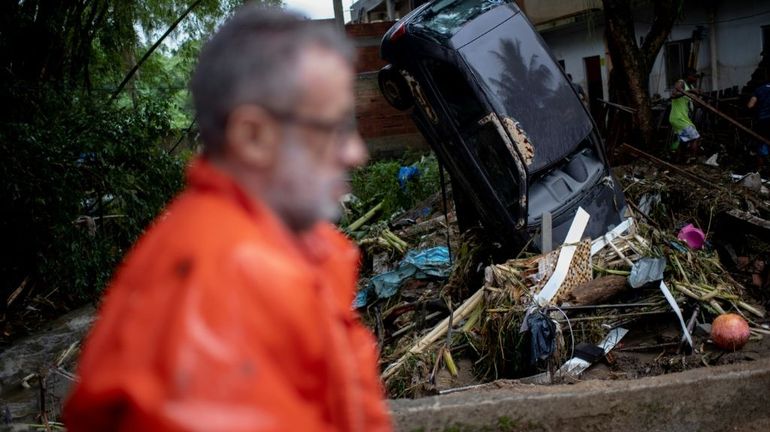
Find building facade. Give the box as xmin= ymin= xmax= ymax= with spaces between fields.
xmin=350 ymin=0 xmax=430 ymax=23
xmin=539 ymin=0 xmax=770 ymax=109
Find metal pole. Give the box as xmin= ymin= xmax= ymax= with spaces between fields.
xmin=438 ymin=163 xmax=453 ymax=264
xmin=685 ymin=91 xmax=770 ymax=147
xmin=386 ymin=0 xmax=395 ymax=20
xmin=333 ymin=0 xmax=345 ymax=30
xmin=709 ymin=9 xmax=719 ymax=91
xmin=541 ymin=212 xmax=552 ymax=253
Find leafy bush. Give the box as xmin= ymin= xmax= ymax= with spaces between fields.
xmin=0 ymin=90 xmax=186 ymax=304
xmin=350 ymin=153 xmax=442 ymax=221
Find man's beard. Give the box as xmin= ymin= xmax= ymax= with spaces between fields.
xmin=264 ymin=135 xmax=343 ymax=232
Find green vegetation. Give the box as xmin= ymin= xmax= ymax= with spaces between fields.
xmin=350 ymin=153 xmax=443 ymax=224
xmin=1 ymin=91 xmax=188 ymax=302
xmin=0 ymin=1 xmax=279 ymax=311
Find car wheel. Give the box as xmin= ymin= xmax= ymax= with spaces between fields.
xmin=378 ymin=65 xmax=413 ymax=111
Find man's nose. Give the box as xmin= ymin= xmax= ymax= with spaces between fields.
xmin=339 ymin=131 xmax=369 ymax=168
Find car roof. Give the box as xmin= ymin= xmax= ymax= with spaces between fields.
xmin=406 ymin=0 xmax=521 ymax=47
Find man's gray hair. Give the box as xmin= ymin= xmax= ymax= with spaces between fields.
xmin=191 ymin=6 xmax=354 ymax=154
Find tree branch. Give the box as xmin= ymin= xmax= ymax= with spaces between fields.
xmin=603 ymin=0 xmax=641 ymax=62
xmin=640 ymin=0 xmax=680 ymax=72
xmin=110 ymin=0 xmax=204 ymax=101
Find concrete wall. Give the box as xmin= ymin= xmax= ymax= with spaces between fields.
xmin=713 ymin=1 xmax=769 ymax=90
xmin=346 ymin=22 xmax=429 ymax=158
xmin=354 ymin=74 xmax=428 ymax=158
xmin=355 ymin=0 xmax=412 ymax=23
xmin=525 ymin=0 xmax=602 ymax=25
xmin=346 ymin=22 xmax=393 ymax=73
xmin=390 ymin=358 xmax=770 ymax=432
xmin=541 ymin=21 xmax=609 ymax=102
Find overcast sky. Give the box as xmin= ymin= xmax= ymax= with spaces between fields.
xmin=283 ymin=0 xmax=356 ymax=21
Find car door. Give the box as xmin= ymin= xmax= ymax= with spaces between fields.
xmin=421 ymin=57 xmax=527 ymax=231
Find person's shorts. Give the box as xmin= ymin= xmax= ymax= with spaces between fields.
xmin=677 ymin=125 xmax=700 ymax=143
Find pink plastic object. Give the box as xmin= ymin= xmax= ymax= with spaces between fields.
xmin=677 ymin=224 xmax=705 ymax=250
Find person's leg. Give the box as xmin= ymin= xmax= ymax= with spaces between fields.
xmin=670 ymin=134 xmax=681 ymax=162
xmin=678 ymin=125 xmax=701 ymax=163
xmin=688 ymin=138 xmax=701 ymax=156
xmin=757 ymin=119 xmax=770 ymax=173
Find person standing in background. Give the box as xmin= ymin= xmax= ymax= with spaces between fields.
xmin=748 ymin=75 xmax=770 ymax=172
xmin=669 ymin=68 xmax=701 ymax=162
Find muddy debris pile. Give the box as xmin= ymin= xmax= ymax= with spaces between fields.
xmin=352 ymin=153 xmax=770 ymax=399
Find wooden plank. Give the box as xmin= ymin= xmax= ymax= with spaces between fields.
xmin=567 ymin=275 xmax=629 ymax=306
xmin=724 ymin=209 xmax=770 ymax=242
xmin=620 ymin=143 xmax=714 ymax=189
xmin=684 ymin=91 xmax=770 ymax=147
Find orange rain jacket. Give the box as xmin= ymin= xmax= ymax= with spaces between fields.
xmin=64 ymin=159 xmax=392 ymax=432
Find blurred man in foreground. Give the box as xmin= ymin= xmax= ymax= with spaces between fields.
xmin=64 ymin=6 xmax=392 ymax=431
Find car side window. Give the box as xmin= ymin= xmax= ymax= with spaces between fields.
xmin=465 ymin=124 xmax=519 ymax=211
xmin=423 ymin=59 xmax=486 ymax=127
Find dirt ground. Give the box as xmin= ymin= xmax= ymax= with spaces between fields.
xmin=582 ymin=317 xmax=770 ymax=382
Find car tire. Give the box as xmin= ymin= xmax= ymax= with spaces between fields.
xmin=378 ymin=65 xmax=413 ymax=111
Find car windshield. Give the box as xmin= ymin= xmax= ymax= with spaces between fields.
xmin=413 ymin=0 xmax=512 ymax=37
xmin=459 ymin=13 xmax=593 ymax=173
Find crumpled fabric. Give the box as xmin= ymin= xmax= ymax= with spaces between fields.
xmin=354 ymin=246 xmax=451 ymax=308
xmin=527 ymin=311 xmax=556 ymax=364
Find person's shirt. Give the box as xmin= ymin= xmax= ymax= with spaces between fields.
xmin=669 ymin=80 xmax=695 ymax=131
xmin=754 ymin=83 xmax=770 ymax=120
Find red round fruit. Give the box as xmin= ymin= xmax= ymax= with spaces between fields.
xmin=710 ymin=313 xmax=751 ymax=350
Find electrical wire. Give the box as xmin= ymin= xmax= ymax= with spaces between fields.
xmin=638 ymin=9 xmax=770 ymax=26
xmin=698 ymin=9 xmax=770 ymax=25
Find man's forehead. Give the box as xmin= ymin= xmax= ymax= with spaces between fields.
xmin=295 ymin=47 xmax=354 ymax=110
xmin=299 ymin=49 xmax=351 ymax=82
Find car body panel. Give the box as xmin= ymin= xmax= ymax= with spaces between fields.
xmin=458 ymin=12 xmax=593 ymax=173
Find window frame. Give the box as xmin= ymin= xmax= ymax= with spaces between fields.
xmin=665 ymin=38 xmax=692 ymax=89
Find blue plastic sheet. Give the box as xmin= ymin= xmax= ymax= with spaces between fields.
xmin=397 ymin=166 xmax=421 ymax=189
xmin=353 ymin=246 xmax=451 ymax=309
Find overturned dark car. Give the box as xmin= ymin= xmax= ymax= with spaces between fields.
xmin=378 ymin=0 xmax=626 ymax=251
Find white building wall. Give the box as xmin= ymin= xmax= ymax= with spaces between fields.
xmin=526 ymin=0 xmax=602 ymax=25
xmin=541 ymin=23 xmax=609 ymax=100
xmin=713 ymin=2 xmax=769 ymax=90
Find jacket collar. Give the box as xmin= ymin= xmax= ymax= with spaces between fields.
xmin=185 ymin=157 xmax=339 ymax=264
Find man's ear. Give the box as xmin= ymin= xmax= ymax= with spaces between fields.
xmin=223 ymin=105 xmax=280 ymax=168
